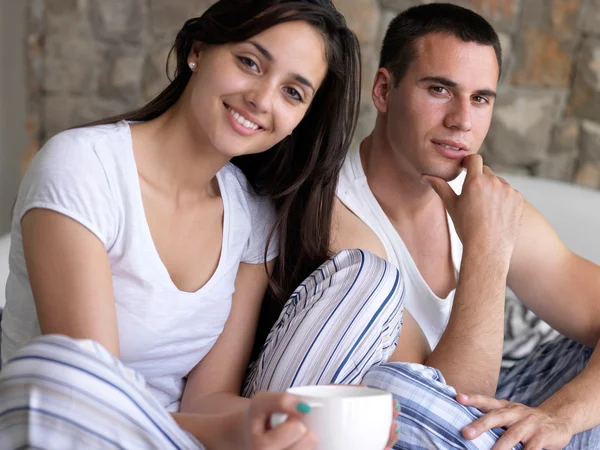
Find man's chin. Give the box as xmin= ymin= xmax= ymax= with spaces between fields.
xmin=422 ymin=168 xmax=463 ymax=183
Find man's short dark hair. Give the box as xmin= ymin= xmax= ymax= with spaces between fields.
xmin=379 ymin=3 xmax=502 ymax=85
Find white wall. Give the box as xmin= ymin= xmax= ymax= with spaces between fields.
xmin=0 ymin=0 xmax=27 ymax=235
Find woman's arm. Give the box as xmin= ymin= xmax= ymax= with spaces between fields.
xmin=22 ymin=208 xmax=120 ymax=356
xmin=174 ymin=259 xmax=284 ymax=448
xmin=174 ymin=392 xmax=316 ymax=450
xmin=179 ymin=259 xmax=274 ymax=414
xmin=22 ymin=210 xmax=313 ymax=449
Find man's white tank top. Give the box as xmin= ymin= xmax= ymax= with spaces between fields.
xmin=336 ymin=146 xmax=466 ymax=349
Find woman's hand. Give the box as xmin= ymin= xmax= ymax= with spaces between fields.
xmin=241 ymin=388 xmax=400 ymax=449
xmin=243 ymin=391 xmax=316 ymax=449
xmin=385 ymin=398 xmax=402 ymax=449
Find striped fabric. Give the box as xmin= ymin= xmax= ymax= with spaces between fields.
xmin=502 ymin=289 xmax=560 ymax=369
xmin=0 ymin=249 xmax=597 ymax=449
xmin=0 ymin=335 xmax=203 ymax=449
xmin=364 ymin=364 xmax=518 ymax=450
xmin=244 ymin=249 xmax=405 ymax=394
xmin=495 ymin=337 xmax=599 ymax=449
xmin=246 ymin=249 xmax=598 ymax=449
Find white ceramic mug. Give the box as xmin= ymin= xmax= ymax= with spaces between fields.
xmin=271 ymin=385 xmax=393 ymax=450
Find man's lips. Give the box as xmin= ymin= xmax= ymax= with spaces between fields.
xmin=432 ymin=139 xmax=468 ymax=160
xmin=431 ymin=139 xmax=468 ymax=151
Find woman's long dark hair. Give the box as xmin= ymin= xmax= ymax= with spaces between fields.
xmin=89 ymin=0 xmax=361 ymax=344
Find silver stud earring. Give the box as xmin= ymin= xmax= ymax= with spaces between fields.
xmin=188 ymin=61 xmax=197 ymax=71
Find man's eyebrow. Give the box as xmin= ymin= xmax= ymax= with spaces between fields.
xmin=474 ymin=89 xmax=497 ymax=99
xmin=419 ymin=76 xmax=458 ymax=88
xmin=418 ymin=76 xmax=497 ymax=98
xmin=248 ymin=41 xmax=315 ymax=93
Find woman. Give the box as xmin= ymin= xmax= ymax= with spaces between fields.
xmin=0 ymin=1 xmax=400 ymax=448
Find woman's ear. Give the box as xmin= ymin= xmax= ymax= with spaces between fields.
xmin=188 ymin=41 xmax=204 ymax=61
xmin=372 ymin=68 xmax=394 ymax=114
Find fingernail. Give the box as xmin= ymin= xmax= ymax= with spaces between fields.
xmin=395 ymin=422 xmax=401 ymax=434
xmin=464 ymin=426 xmax=476 ymax=437
xmin=421 ymin=176 xmax=430 ymax=186
xmin=296 ymin=402 xmax=312 ymax=414
xmin=395 ymin=399 xmax=401 ymax=411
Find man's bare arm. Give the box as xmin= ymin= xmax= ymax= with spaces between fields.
xmin=485 ymin=200 xmax=600 ymax=440
xmin=508 ymin=202 xmax=600 ymax=346
xmin=332 ymin=155 xmax=523 ymax=395
xmin=420 ymin=157 xmax=523 ymax=395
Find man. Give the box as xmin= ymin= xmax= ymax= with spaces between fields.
xmin=331 ymin=3 xmax=600 ymax=449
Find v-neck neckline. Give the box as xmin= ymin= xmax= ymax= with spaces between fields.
xmin=121 ymin=120 xmax=230 ymax=296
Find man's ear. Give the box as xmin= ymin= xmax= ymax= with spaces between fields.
xmin=372 ymin=68 xmax=394 ymax=114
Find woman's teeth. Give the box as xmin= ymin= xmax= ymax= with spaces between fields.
xmin=228 ymin=107 xmax=260 ymax=130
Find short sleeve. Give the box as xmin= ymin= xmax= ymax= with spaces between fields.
xmin=15 ymin=129 xmax=117 ymax=248
xmin=241 ymin=195 xmax=279 ymax=264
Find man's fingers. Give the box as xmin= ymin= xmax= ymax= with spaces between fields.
xmin=491 ymin=418 xmax=545 ymax=450
xmin=464 ymin=410 xmax=524 ymax=440
xmin=456 ymin=393 xmax=508 ymax=412
xmin=422 ymin=175 xmax=458 ymax=209
xmin=522 ymin=436 xmax=545 ymax=450
xmin=490 ymin=424 xmax=528 ymax=450
xmin=462 ymin=154 xmax=484 ymax=175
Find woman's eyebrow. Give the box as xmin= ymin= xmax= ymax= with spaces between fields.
xmin=248 ymin=40 xmax=316 ymax=93
xmin=249 ymin=41 xmax=273 ymax=61
xmin=292 ymin=74 xmax=315 ymax=93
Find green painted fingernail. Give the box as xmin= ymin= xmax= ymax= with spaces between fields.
xmin=296 ymin=402 xmax=312 ymax=414
xmin=396 ymin=422 xmax=401 ymax=434
xmin=395 ymin=399 xmax=401 ymax=410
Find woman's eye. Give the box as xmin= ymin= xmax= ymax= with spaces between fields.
xmin=238 ymin=56 xmax=258 ymax=71
xmin=284 ymin=87 xmax=303 ymax=102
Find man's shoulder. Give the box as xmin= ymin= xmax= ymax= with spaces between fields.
xmin=338 ymin=145 xmax=361 ymax=182
xmin=330 ymin=197 xmax=388 ymax=260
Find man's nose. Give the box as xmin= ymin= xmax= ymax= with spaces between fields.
xmin=444 ymin=98 xmax=472 ymax=132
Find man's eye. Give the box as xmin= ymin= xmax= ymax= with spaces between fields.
xmin=473 ymin=96 xmax=488 ymax=104
xmin=431 ymin=86 xmax=448 ymax=94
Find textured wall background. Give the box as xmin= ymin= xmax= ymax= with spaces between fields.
xmin=24 ymin=0 xmax=600 ymax=188
xmin=0 ymin=1 xmax=27 ymax=234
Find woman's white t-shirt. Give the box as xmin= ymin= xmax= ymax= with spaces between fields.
xmin=1 ymin=121 xmax=277 ymax=411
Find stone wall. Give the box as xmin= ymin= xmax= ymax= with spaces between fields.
xmin=25 ymin=0 xmax=600 ymax=188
